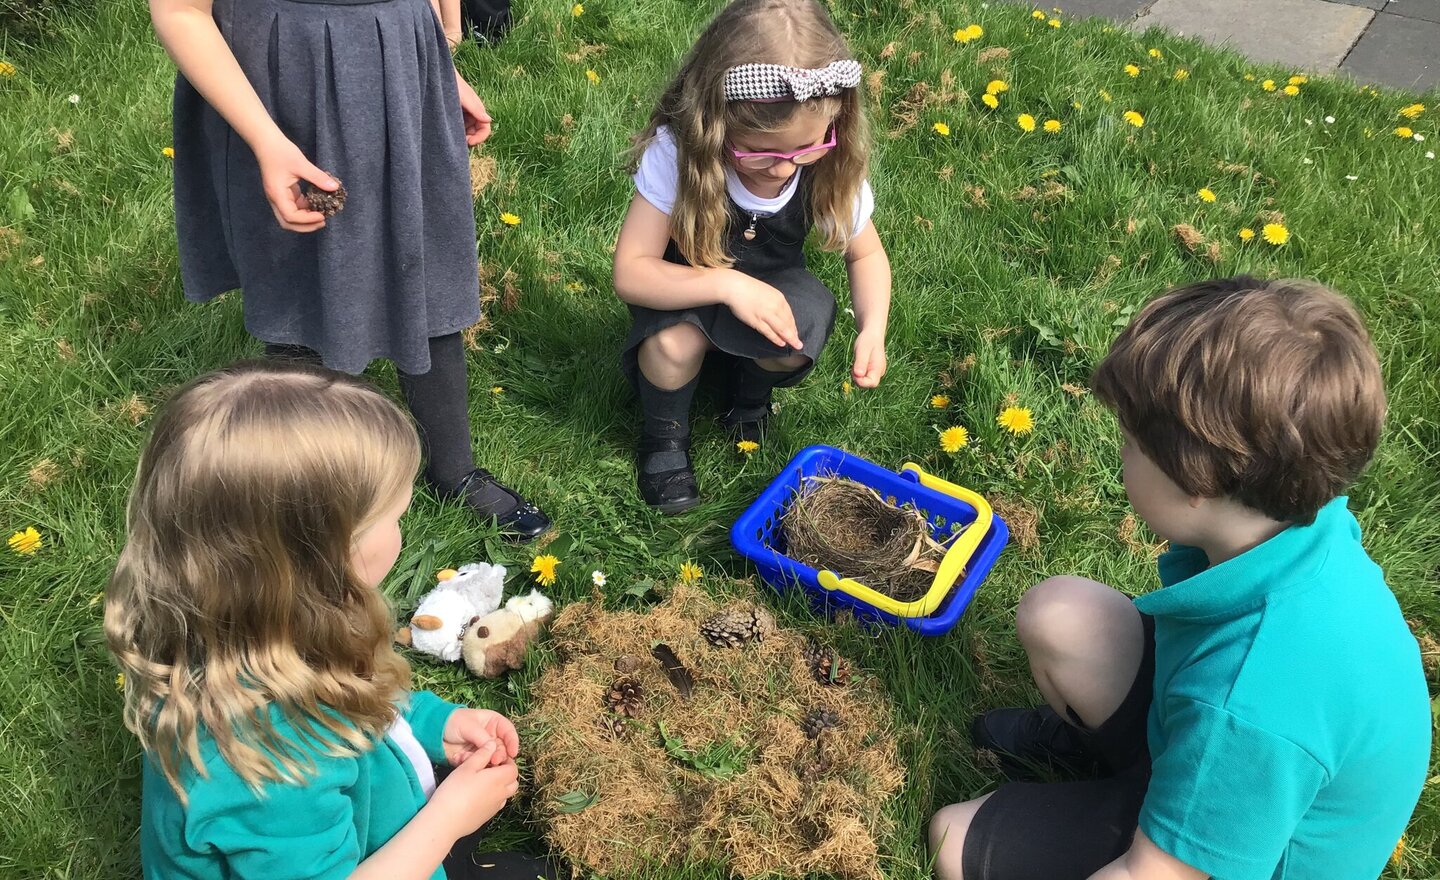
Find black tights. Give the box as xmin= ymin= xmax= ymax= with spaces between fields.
xmin=264 ymin=335 xmax=475 ymax=490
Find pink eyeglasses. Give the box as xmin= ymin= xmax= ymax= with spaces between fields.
xmin=729 ymin=126 xmax=838 ymax=170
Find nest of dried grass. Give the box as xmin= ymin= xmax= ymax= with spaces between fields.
xmin=784 ymin=476 xmax=945 ymax=602
xmin=524 ymin=584 xmax=904 ymax=880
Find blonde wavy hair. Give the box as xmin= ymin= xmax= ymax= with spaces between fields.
xmin=105 ymin=360 xmax=421 ymax=801
xmin=631 ymin=0 xmax=870 ymax=269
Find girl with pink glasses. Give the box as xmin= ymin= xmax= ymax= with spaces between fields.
xmin=612 ymin=0 xmax=893 ymax=514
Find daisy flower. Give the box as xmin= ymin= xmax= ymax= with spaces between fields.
xmin=531 ymin=554 xmax=560 ymax=587
xmin=997 ymin=406 xmax=1035 ymax=435
xmin=940 ymin=426 xmax=970 ymax=453
xmin=1262 ymin=223 xmax=1289 ymax=246
xmin=591 ymin=570 xmax=607 ymax=588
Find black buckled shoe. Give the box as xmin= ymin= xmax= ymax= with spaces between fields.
xmin=971 ymin=705 xmax=1101 ymax=782
xmin=637 ymin=435 xmax=702 ymax=515
xmin=443 ymin=468 xmax=552 ymax=543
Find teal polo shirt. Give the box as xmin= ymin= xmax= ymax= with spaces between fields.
xmin=141 ymin=690 xmax=459 ymax=880
xmin=1135 ymin=497 xmax=1430 ymax=879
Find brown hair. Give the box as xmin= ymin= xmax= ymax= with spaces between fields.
xmin=105 ymin=360 xmax=421 ymax=800
xmin=630 ymin=0 xmax=870 ymax=268
xmin=1092 ymin=276 xmax=1385 ymax=524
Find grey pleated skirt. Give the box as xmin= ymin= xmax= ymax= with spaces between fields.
xmin=172 ymin=0 xmax=480 ymax=375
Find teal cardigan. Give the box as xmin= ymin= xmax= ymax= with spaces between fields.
xmin=140 ymin=690 xmax=460 ymax=880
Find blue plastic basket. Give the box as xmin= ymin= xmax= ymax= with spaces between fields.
xmin=730 ymin=444 xmax=1008 ymax=636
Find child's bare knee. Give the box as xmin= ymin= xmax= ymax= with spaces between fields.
xmin=1017 ymin=576 xmax=1101 ymax=651
xmin=928 ymin=800 xmax=984 ymax=879
xmin=646 ymin=323 xmax=708 ymax=364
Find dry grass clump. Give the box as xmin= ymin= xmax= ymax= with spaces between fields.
xmin=525 ymin=585 xmax=904 ymax=880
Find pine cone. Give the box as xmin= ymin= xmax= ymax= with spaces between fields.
xmin=606 ymin=676 xmax=644 ymax=717
xmin=595 ymin=714 xmax=627 ymax=740
xmin=804 ymin=641 xmax=851 ymax=686
xmin=800 ymin=706 xmax=842 ymax=739
xmin=700 ymin=607 xmax=777 ymax=647
xmin=304 ymin=178 xmax=347 ymax=217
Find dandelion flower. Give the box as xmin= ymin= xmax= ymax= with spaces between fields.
xmin=162 ymin=147 xmax=175 ymax=159
xmin=1072 ymin=101 xmax=1083 ymax=109
xmin=997 ymin=406 xmax=1035 ymax=435
xmin=966 ymin=24 xmax=984 ymax=40
xmin=1017 ymin=113 xmax=1036 ymax=132
xmin=565 ymin=280 xmax=585 ymax=292
xmin=1048 ymin=18 xmax=1060 ymax=27
xmin=500 ymin=212 xmax=521 ymax=226
xmin=1122 ymin=110 xmax=1144 ymax=128
xmin=1148 ymin=48 xmax=1162 ymax=59
xmin=953 ymin=28 xmax=972 ymax=43
xmin=116 ymin=673 xmax=125 ymax=691
xmin=0 ymin=61 xmax=16 ymax=77
xmin=571 ymin=2 xmax=583 ymax=14
xmin=736 ymin=439 xmax=759 ymax=455
xmin=491 ymin=385 xmax=504 ymax=395
xmin=1392 ymin=836 xmax=1405 ymax=868
xmin=1283 ymin=84 xmax=1300 ymax=96
xmin=1262 ymin=79 xmax=1276 ymax=91
xmin=940 ymin=426 xmax=970 ymax=453
xmin=931 ymin=394 xmax=951 ymax=408
xmin=982 ymin=93 xmax=1000 ymax=109
xmin=585 ymin=68 xmax=600 ymax=84
xmin=591 ymin=570 xmax=607 ymax=588
xmin=1288 ymin=74 xmax=1308 ymax=85
xmin=531 ymin=554 xmax=561 ymax=587
xmin=1197 ymin=187 xmax=1216 ymax=203
xmin=1238 ymin=227 xmax=1255 ymax=241
xmin=1262 ymin=223 xmax=1289 ymax=246
xmin=680 ymin=561 xmax=703 ymax=585
xmin=933 ymin=121 xmax=951 ymax=136
xmin=1394 ymin=126 xmax=1413 ymax=138
xmin=1099 ymin=89 xmax=1112 ymax=102
xmin=8 ymin=527 xmax=42 ymax=555
xmin=1032 ymin=9 xmax=1046 ymax=18
xmin=1043 ymin=118 xmax=1062 ymax=133
xmin=1399 ymin=103 xmax=1425 ymax=119
xmin=1243 ymin=73 xmax=1256 ymax=81
xmin=1173 ymin=68 xmax=1189 ymax=80
xmin=1124 ymin=64 xmax=1140 ymax=77
xmin=986 ymin=79 xmax=1009 ymax=95
xmin=842 ymin=379 xmax=852 ymax=395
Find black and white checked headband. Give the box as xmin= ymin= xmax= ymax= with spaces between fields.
xmin=723 ymin=59 xmax=862 ymax=102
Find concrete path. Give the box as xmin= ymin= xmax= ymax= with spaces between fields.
xmin=1039 ymin=0 xmax=1438 ymax=93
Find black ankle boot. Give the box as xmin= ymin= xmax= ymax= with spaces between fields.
xmin=721 ymin=401 xmax=771 ymax=447
xmin=971 ymin=705 xmax=1101 ymax=782
xmin=437 ymin=468 xmax=551 ymax=542
xmin=636 ymin=433 xmax=701 ymax=515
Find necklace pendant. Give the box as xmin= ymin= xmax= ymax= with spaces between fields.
xmin=743 ymin=214 xmax=758 ymax=241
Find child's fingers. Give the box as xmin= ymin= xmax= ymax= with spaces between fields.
xmin=295 ymin=160 xmax=339 ymax=192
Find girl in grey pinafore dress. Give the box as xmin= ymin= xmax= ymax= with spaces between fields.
xmin=166 ymin=0 xmax=549 ymax=540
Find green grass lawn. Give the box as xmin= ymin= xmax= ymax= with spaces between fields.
xmin=2 ymin=0 xmax=1438 ymax=876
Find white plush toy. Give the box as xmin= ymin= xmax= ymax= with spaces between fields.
xmin=395 ymin=563 xmax=507 ymax=662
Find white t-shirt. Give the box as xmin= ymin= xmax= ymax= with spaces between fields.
xmin=387 ymin=714 xmax=437 ymax=798
xmin=633 ymin=125 xmax=874 ymax=238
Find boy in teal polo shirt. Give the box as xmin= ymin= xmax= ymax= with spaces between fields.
xmin=929 ymin=277 xmax=1430 ymax=880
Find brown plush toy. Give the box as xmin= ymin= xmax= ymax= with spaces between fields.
xmin=461 ymin=590 xmax=554 ymax=678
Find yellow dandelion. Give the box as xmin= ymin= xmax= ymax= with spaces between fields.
xmin=500 ymin=212 xmax=521 ymax=226
xmin=116 ymin=673 xmax=125 ymax=691
xmin=162 ymin=147 xmax=175 ymax=159
xmin=1032 ymin=9 xmax=1046 ymax=18
xmin=1048 ymin=18 xmax=1060 ymax=27
xmin=1399 ymin=103 xmax=1425 ymax=119
xmin=1394 ymin=126 xmax=1414 ymax=138
xmin=1099 ymin=89 xmax=1113 ymax=102
xmin=1122 ymin=110 xmax=1144 ymax=127
xmin=1238 ymin=227 xmax=1255 ymax=241
xmin=1148 ymin=48 xmax=1162 ymax=59
xmin=1243 ymin=73 xmax=1255 ymax=81
xmin=585 ymin=68 xmax=600 ymax=84
xmin=997 ymin=406 xmax=1035 ymax=435
xmin=1173 ymin=68 xmax=1189 ymax=80
xmin=1288 ymin=74 xmax=1308 ymax=86
xmin=982 ymin=93 xmax=1000 ymax=109
xmin=1262 ymin=223 xmax=1289 ymax=246
xmin=842 ymin=379 xmax=852 ymax=396
xmin=1392 ymin=836 xmax=1405 ymax=868
xmin=1124 ymin=64 xmax=1140 ymax=77
xmin=1017 ymin=113 xmax=1036 ymax=132
xmin=953 ymin=28 xmax=973 ymax=43
xmin=986 ymin=79 xmax=1009 ymax=95
xmin=1197 ymin=187 xmax=1216 ymax=202
xmin=1043 ymin=119 xmax=1062 ymax=133
xmin=8 ymin=527 xmax=42 ymax=555
xmin=736 ymin=439 xmax=759 ymax=455
xmin=565 ymin=280 xmax=585 ymax=292
xmin=930 ymin=394 xmax=951 ymax=408
xmin=940 ymin=426 xmax=970 ymax=453
xmin=933 ymin=121 xmax=951 ymax=136
xmin=679 ymin=561 xmax=704 ymax=585
xmin=965 ymin=24 xmax=984 ymax=40
xmin=530 ymin=554 xmax=561 ymax=587
xmin=571 ymin=2 xmax=583 ymax=14
xmin=0 ymin=61 xmax=15 ymax=77
xmin=1262 ymin=79 xmax=1276 ymax=91
xmin=491 ymin=385 xmax=504 ymax=395
xmin=1283 ymin=84 xmax=1300 ymax=96
xmin=1072 ymin=101 xmax=1083 ymax=109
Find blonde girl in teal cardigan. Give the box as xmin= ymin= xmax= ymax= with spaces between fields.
xmin=104 ymin=360 xmax=561 ymax=880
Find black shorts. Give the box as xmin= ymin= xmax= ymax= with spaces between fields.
xmin=962 ymin=613 xmax=1156 ymax=880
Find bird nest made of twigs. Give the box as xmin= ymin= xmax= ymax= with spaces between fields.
xmin=783 ymin=476 xmax=946 ymax=602
xmin=523 ymin=584 xmax=904 ymax=880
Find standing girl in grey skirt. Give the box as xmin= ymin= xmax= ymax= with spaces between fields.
xmin=612 ymin=0 xmax=893 ymax=514
xmin=151 ymin=0 xmax=550 ymax=541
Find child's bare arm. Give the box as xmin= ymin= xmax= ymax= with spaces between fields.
xmin=149 ymin=0 xmax=337 ymax=231
xmin=1088 ymin=829 xmax=1208 ymax=880
xmin=844 ymin=222 xmax=891 ymax=387
xmin=613 ymin=195 xmax=803 ymax=350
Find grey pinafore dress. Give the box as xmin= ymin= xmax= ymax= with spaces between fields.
xmin=621 ymin=177 xmax=837 ymax=386
xmin=171 ymin=0 xmax=480 ymax=375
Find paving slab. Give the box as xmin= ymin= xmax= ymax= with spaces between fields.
xmin=1048 ymin=0 xmax=1156 ymax=21
xmin=1137 ymin=0 xmax=1375 ymax=72
xmin=1329 ymin=0 xmax=1388 ymax=10
xmin=1340 ymin=11 xmax=1440 ymax=90
xmin=1380 ymin=0 xmax=1440 ymax=23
